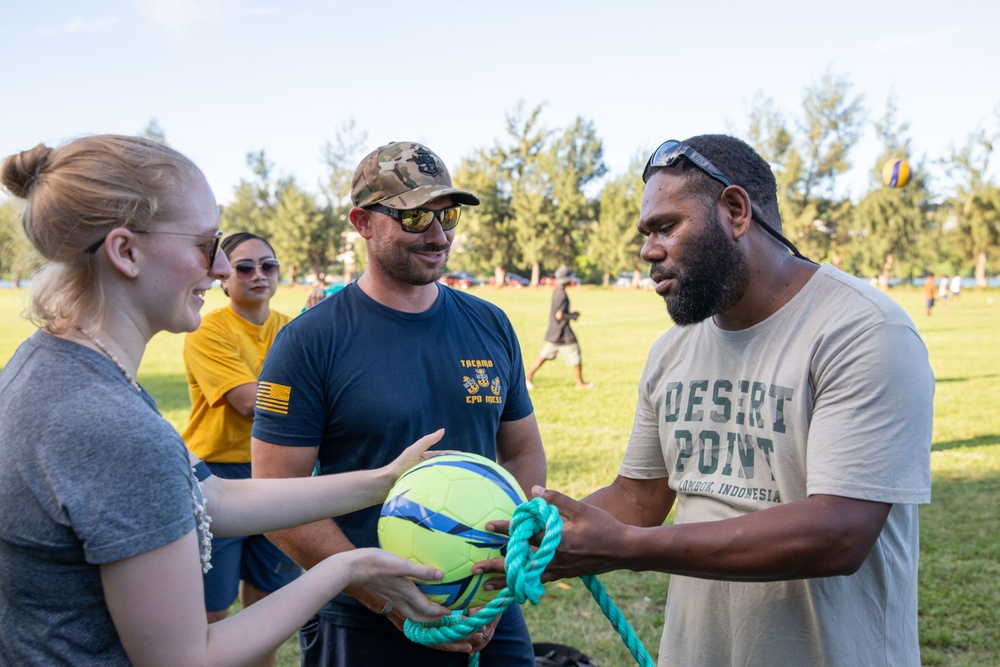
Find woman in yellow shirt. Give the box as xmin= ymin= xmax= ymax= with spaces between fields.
xmin=180 ymin=232 xmax=297 ymax=662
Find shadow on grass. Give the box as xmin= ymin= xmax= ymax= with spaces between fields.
xmin=935 ymin=374 xmax=1000 ymax=384
xmin=919 ymin=471 xmax=1000 ymax=665
xmin=932 ymin=435 xmax=1000 ymax=451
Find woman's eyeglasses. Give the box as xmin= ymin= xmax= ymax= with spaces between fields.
xmin=366 ymin=204 xmax=462 ymax=233
xmin=233 ymin=259 xmax=280 ymax=280
xmin=643 ymin=140 xmax=812 ymax=262
xmin=87 ymin=229 xmax=225 ymax=268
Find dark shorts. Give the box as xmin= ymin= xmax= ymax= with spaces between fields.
xmin=202 ymin=462 xmax=302 ymax=612
xmin=299 ymin=605 xmax=534 ymax=667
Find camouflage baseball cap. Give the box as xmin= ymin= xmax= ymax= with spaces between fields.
xmin=351 ymin=142 xmax=480 ymax=209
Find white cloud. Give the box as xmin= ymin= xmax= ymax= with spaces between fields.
xmin=36 ymin=16 xmax=120 ymax=36
xmin=244 ymin=6 xmax=283 ymax=16
xmin=134 ymin=0 xmax=230 ymax=35
xmin=131 ymin=0 xmax=288 ymax=34
xmin=288 ymin=0 xmax=346 ymax=22
xmin=871 ymin=27 xmax=963 ymax=52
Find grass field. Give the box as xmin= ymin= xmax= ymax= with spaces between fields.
xmin=1 ymin=282 xmax=997 ymax=666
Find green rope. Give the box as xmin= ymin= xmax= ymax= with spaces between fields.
xmin=404 ymin=497 xmax=655 ymax=667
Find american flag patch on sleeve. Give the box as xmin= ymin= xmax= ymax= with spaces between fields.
xmin=255 ymin=382 xmax=291 ymax=414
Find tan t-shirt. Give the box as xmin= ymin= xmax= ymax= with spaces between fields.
xmin=621 ymin=264 xmax=933 ymax=667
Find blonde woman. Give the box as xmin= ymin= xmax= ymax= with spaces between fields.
xmin=0 ymin=135 xmax=448 ymax=666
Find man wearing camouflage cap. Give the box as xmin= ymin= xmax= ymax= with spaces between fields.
xmin=251 ymin=142 xmax=544 ymax=666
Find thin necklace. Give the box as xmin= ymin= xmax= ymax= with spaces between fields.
xmin=75 ymin=326 xmax=141 ymax=391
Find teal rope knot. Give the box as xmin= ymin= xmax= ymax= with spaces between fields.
xmin=403 ymin=497 xmax=654 ymax=667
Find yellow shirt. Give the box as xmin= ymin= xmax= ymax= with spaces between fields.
xmin=181 ymin=305 xmax=291 ymax=462
xmin=922 ymin=278 xmax=937 ymax=301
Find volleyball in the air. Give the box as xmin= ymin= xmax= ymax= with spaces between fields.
xmin=378 ymin=452 xmax=527 ymax=610
xmin=881 ymin=158 xmax=911 ymax=188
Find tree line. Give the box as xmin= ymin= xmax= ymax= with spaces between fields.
xmin=2 ymin=74 xmax=998 ymax=289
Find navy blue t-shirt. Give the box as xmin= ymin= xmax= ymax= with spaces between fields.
xmin=252 ymin=282 xmax=534 ymax=625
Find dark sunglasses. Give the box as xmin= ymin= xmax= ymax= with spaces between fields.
xmin=367 ymin=203 xmax=462 ymax=233
xmin=87 ymin=229 xmax=225 ymax=268
xmin=643 ymin=140 xmax=812 ymax=262
xmin=233 ymin=259 xmax=280 ymax=280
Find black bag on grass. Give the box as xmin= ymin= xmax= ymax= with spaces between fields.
xmin=533 ymin=642 xmax=596 ymax=666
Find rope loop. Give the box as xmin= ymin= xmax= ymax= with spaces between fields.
xmin=403 ymin=497 xmax=654 ymax=667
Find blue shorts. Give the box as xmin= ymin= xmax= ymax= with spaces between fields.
xmin=299 ymin=605 xmax=534 ymax=667
xmin=202 ymin=462 xmax=302 ymax=612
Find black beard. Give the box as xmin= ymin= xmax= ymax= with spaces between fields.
xmin=658 ymin=214 xmax=749 ymax=326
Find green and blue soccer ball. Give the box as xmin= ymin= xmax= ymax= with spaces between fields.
xmin=378 ymin=452 xmax=527 ymax=610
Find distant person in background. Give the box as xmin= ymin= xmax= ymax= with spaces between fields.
xmin=938 ymin=276 xmax=949 ymax=308
xmin=180 ymin=232 xmax=299 ymax=665
xmin=303 ymin=282 xmax=346 ymax=311
xmin=923 ymin=273 xmax=937 ymax=316
xmin=950 ymin=274 xmax=962 ymax=301
xmin=525 ymin=266 xmax=593 ymax=390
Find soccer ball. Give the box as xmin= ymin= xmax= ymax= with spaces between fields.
xmin=882 ymin=158 xmax=911 ymax=188
xmin=378 ymin=452 xmax=527 ymax=610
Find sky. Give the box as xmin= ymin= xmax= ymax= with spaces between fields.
xmin=2 ymin=0 xmax=998 ymax=207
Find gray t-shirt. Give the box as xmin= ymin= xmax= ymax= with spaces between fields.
xmin=0 ymin=331 xmax=201 ymax=665
xmin=621 ymin=265 xmax=934 ymax=667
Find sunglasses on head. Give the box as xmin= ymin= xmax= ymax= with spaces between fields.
xmin=233 ymin=259 xmax=280 ymax=280
xmin=367 ymin=203 xmax=462 ymax=233
xmin=643 ymin=140 xmax=812 ymax=262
